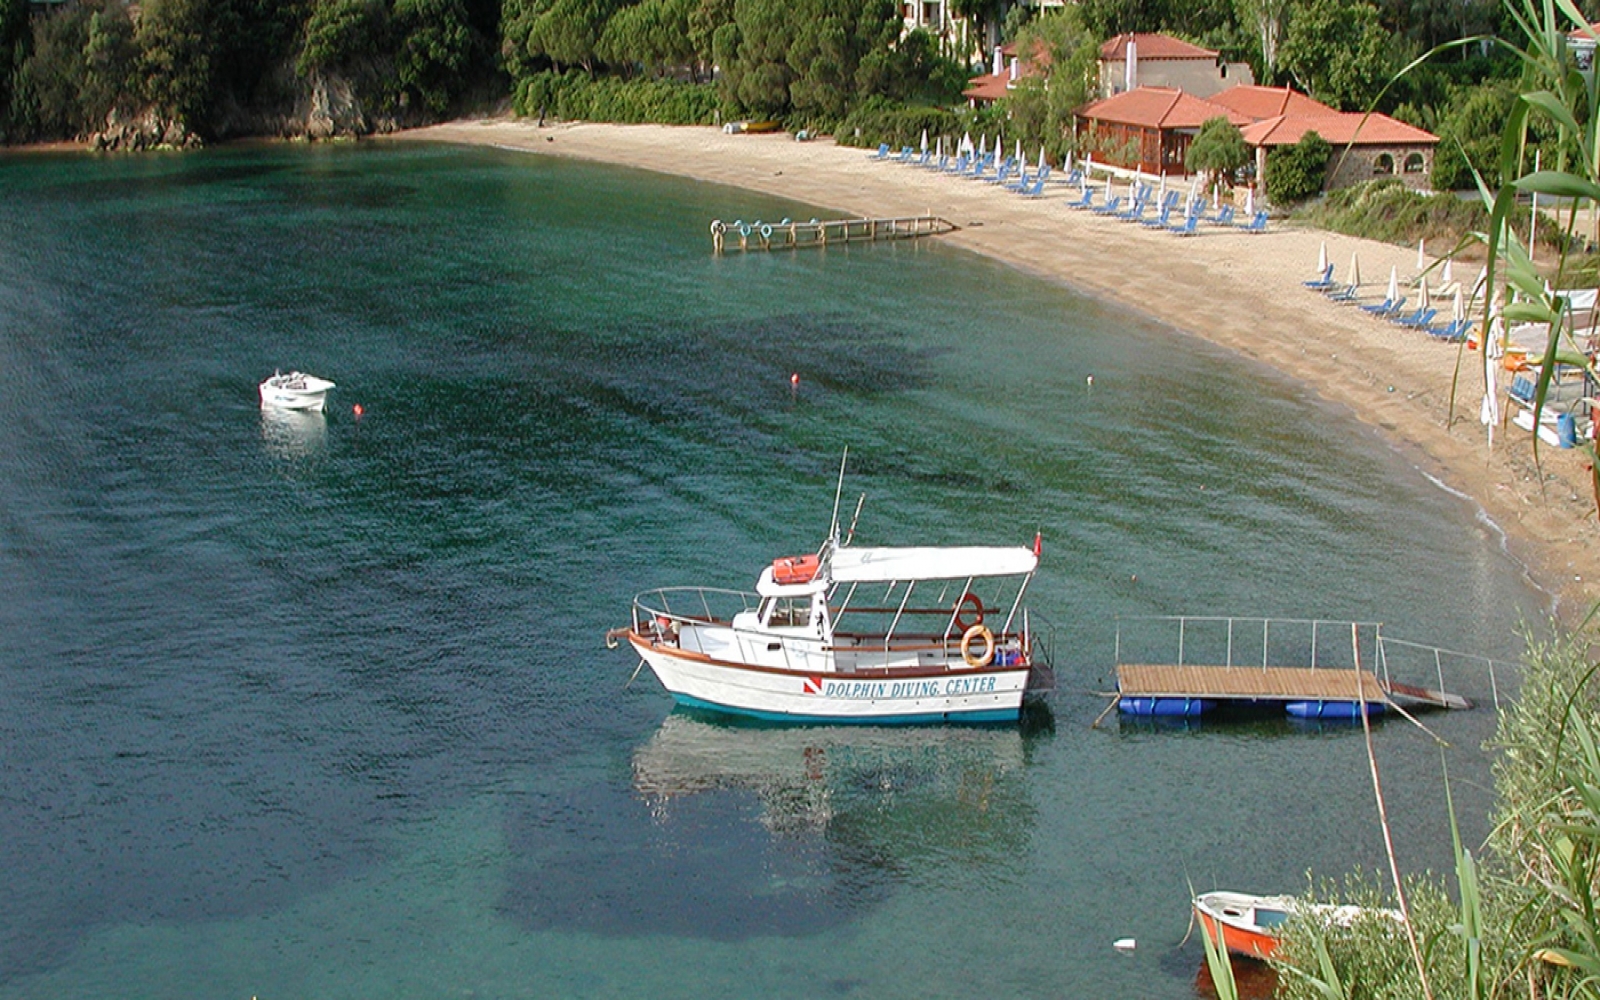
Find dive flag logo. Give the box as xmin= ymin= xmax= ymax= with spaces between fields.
xmin=803 ymin=676 xmax=823 ymax=695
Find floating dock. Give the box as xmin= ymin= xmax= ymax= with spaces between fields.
xmin=710 ymin=215 xmax=957 ymax=254
xmin=1110 ymin=617 xmax=1479 ymax=720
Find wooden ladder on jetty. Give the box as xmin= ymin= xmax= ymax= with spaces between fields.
xmin=710 ymin=215 xmax=957 ymax=254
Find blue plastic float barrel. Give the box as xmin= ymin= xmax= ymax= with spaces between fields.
xmin=1118 ymin=697 xmax=1215 ymax=717
xmin=1284 ymin=700 xmax=1385 ymax=720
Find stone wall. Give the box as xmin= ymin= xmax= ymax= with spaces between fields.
xmin=1098 ymin=59 xmax=1254 ymax=99
xmin=1325 ymin=144 xmax=1434 ymax=192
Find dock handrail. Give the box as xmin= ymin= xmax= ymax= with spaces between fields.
xmin=1114 ymin=615 xmax=1385 ymax=671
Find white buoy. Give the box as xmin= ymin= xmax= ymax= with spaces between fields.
xmin=1114 ymin=938 xmax=1136 ymax=952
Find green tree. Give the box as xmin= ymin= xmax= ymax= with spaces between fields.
xmin=1278 ymin=0 xmax=1395 ymax=111
xmin=394 ymin=0 xmax=471 ymax=112
xmin=135 ymin=0 xmax=218 ymax=129
xmin=1185 ymin=115 xmax=1248 ymax=179
xmin=687 ymin=0 xmax=734 ymax=68
xmin=598 ymin=0 xmax=697 ymax=76
xmin=1 ymin=0 xmax=29 ymax=139
xmin=1234 ymin=0 xmax=1288 ymax=80
xmin=1264 ymin=128 xmax=1329 ymax=203
xmin=299 ymin=0 xmax=391 ymax=78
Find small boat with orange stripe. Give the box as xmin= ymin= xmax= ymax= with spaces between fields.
xmin=1194 ymin=890 xmax=1401 ymax=961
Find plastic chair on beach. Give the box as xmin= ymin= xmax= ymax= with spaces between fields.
xmin=1302 ymin=263 xmax=1335 ymax=290
xmin=1359 ymin=295 xmax=1405 ymax=317
xmin=1141 ymin=206 xmax=1174 ymax=229
xmin=1016 ymin=175 xmax=1049 ymax=197
xmin=1326 ymin=283 xmax=1359 ymax=303
xmin=1066 ymin=187 xmax=1096 ymax=209
xmin=871 ymin=143 xmax=890 ymax=160
xmin=1427 ymin=318 xmax=1470 ymax=342
xmin=1210 ymin=205 xmax=1236 ymax=227
xmin=1392 ymin=305 xmax=1436 ymax=329
xmin=1167 ymin=214 xmax=1200 ymax=236
xmin=1237 ymin=210 xmax=1270 ymax=233
xmin=1092 ymin=195 xmax=1125 ymax=216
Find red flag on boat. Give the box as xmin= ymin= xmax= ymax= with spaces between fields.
xmin=1033 ymin=532 xmax=1042 ymax=558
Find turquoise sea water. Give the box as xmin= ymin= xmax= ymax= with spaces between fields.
xmin=0 ymin=142 xmax=1543 ymax=999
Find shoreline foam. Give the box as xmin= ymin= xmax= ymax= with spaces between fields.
xmin=390 ymin=118 xmax=1600 ymax=618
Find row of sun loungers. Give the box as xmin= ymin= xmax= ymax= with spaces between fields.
xmin=1303 ymin=261 xmax=1471 ymax=341
xmin=867 ymin=142 xmax=1270 ymax=231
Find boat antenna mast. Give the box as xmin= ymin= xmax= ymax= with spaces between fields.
xmin=845 ymin=493 xmax=865 ymax=546
xmin=827 ymin=447 xmax=849 ymax=544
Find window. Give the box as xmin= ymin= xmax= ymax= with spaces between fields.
xmin=1374 ymin=153 xmax=1395 ymax=175
xmin=922 ymin=1 xmax=937 ymax=23
xmin=1403 ymin=152 xmax=1426 ymax=173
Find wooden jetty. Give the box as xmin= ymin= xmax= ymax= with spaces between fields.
xmin=710 ymin=215 xmax=957 ymax=254
xmin=1116 ymin=664 xmax=1469 ymax=710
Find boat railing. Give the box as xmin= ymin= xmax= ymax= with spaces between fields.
xmin=632 ymin=587 xmax=759 ymax=632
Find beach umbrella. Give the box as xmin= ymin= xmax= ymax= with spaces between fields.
xmin=1038 ymin=146 xmax=1046 ymax=173
xmin=920 ymin=129 xmax=928 ymax=153
xmin=1418 ymin=277 xmax=1431 ymax=311
xmin=1442 ymin=256 xmax=1454 ymax=285
xmin=1245 ymin=187 xmax=1255 ymax=216
xmin=1416 ymin=238 xmax=1426 ymax=271
xmin=1386 ymin=265 xmax=1399 ymax=303
xmin=1212 ymin=185 xmax=1220 ymax=211
xmin=1015 ymin=139 xmax=1022 ymax=164
xmin=1317 ymin=241 xmax=1328 ymax=274
xmin=1453 ymin=286 xmax=1465 ymax=323
xmin=1158 ymin=173 xmax=1167 ymax=205
xmin=961 ymin=131 xmax=972 ymax=155
xmin=936 ymin=136 xmax=942 ymax=157
xmin=1347 ymin=252 xmax=1361 ymax=288
xmin=978 ymin=135 xmax=987 ymax=158
xmin=1483 ymin=311 xmax=1505 ymax=448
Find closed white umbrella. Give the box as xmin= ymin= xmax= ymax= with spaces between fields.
xmin=1317 ymin=241 xmax=1328 ymax=274
xmin=978 ymin=135 xmax=987 ymax=158
xmin=1418 ymin=276 xmax=1431 ymax=311
xmin=936 ymin=136 xmax=942 ymax=157
xmin=961 ymin=131 xmax=972 ymax=155
xmin=1038 ymin=146 xmax=1047 ymax=173
xmin=1015 ymin=139 xmax=1022 ymax=163
xmin=1452 ymin=286 xmax=1465 ymax=323
xmin=1347 ymin=251 xmax=1361 ymax=288
xmin=1442 ymin=256 xmax=1453 ymax=285
xmin=920 ymin=129 xmax=928 ymax=153
xmin=1245 ymin=186 xmax=1255 ymax=215
xmin=1416 ymin=238 xmax=1426 ymax=271
xmin=1386 ymin=265 xmax=1399 ymax=303
xmin=1158 ymin=173 xmax=1167 ymax=205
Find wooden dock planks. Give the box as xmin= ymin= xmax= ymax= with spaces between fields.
xmin=1117 ymin=664 xmax=1389 ymax=702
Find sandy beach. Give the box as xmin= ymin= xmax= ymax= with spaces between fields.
xmin=396 ymin=118 xmax=1600 ymax=617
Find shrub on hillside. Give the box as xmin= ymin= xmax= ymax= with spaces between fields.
xmin=835 ymin=97 xmax=959 ymax=150
xmin=512 ymin=70 xmax=720 ymax=125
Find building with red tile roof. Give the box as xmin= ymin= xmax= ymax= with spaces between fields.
xmin=1072 ymin=81 xmax=1439 ymax=191
xmin=1073 ymin=87 xmax=1248 ymax=175
xmin=1097 ymin=32 xmax=1252 ymax=99
xmin=963 ymin=41 xmax=1050 ymax=107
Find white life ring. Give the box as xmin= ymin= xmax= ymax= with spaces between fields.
xmin=760 ymin=223 xmax=773 ymax=239
xmin=960 ymin=624 xmax=995 ymax=669
xmin=710 ymin=220 xmax=726 ymax=236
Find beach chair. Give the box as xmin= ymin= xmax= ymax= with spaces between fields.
xmin=1016 ymin=175 xmax=1048 ymax=197
xmin=1509 ymin=375 xmax=1538 ymax=406
xmin=1237 ymin=210 xmax=1270 ymax=233
xmin=1003 ymin=169 xmax=1032 ymax=192
xmin=1427 ymin=318 xmax=1470 ymax=342
xmin=1116 ymin=198 xmax=1149 ymax=222
xmin=944 ymin=153 xmax=969 ymax=174
xmin=1092 ymin=195 xmax=1124 ymax=216
xmin=871 ymin=143 xmax=890 ymax=160
xmin=1302 ymin=264 xmax=1336 ymax=290
xmin=909 ymin=150 xmax=931 ymax=167
xmin=1141 ymin=206 xmax=1174 ymax=229
xmin=1066 ymin=187 xmax=1096 ymax=209
xmin=1210 ymin=205 xmax=1236 ymax=227
xmin=1167 ymin=214 xmax=1200 ymax=236
xmin=1326 ymin=283 xmax=1359 ymax=303
xmin=1060 ymin=168 xmax=1083 ymax=187
xmin=1392 ymin=306 xmax=1437 ymax=329
xmin=893 ymin=147 xmax=914 ymax=163
xmin=1359 ymin=295 xmax=1405 ymax=317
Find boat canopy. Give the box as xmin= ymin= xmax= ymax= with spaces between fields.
xmin=828 ymin=545 xmax=1037 ymax=583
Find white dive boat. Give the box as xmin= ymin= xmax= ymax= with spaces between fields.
xmin=259 ymin=370 xmax=335 ymax=411
xmin=611 ymin=512 xmax=1054 ymax=723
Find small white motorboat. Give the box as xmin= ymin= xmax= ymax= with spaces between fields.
xmin=259 ymin=370 xmax=335 ymax=411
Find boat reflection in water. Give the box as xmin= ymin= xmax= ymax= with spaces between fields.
xmin=633 ymin=709 xmax=1035 ymax=849
xmin=260 ymin=406 xmax=326 ymax=461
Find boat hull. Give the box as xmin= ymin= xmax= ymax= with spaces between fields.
xmin=631 ymin=635 xmax=1031 ymax=723
xmin=1194 ymin=892 xmax=1296 ymax=961
xmin=1197 ymin=909 xmax=1281 ymax=960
